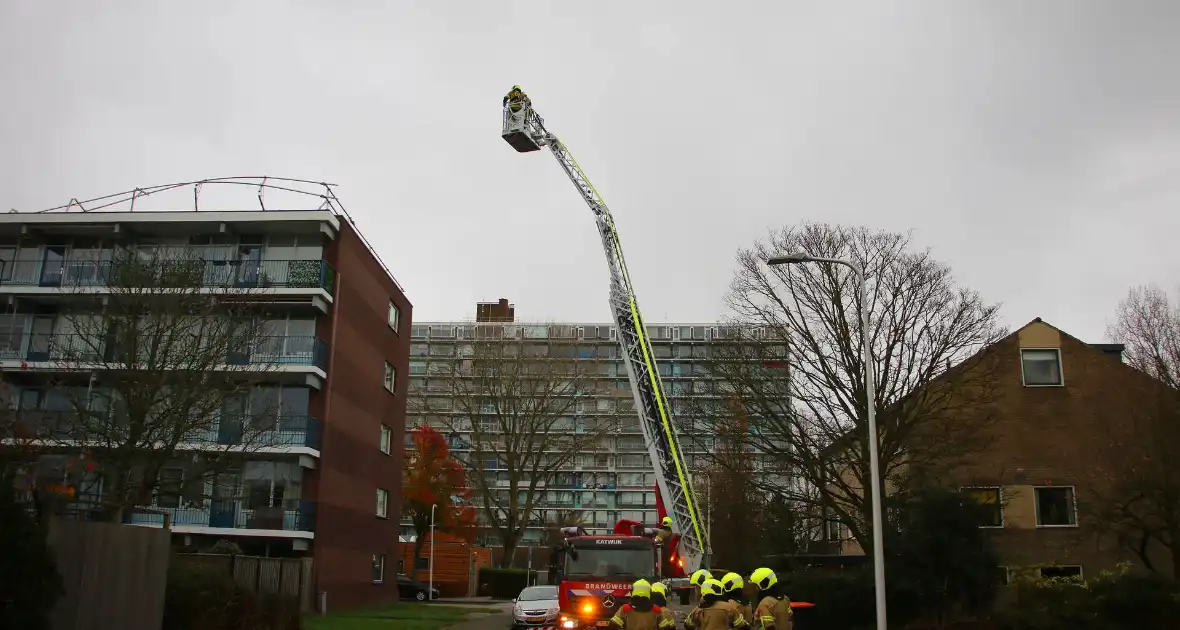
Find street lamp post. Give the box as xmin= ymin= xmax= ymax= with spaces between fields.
xmin=766 ymin=252 xmax=887 ymax=630
xmin=429 ymin=503 xmax=437 ymax=601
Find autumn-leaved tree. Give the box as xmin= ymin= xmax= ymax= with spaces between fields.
xmin=403 ymin=424 xmax=475 ymax=578
xmin=704 ymin=223 xmax=1007 ymax=553
xmin=24 ymin=247 xmax=285 ymax=522
xmin=1097 ymin=284 xmax=1180 ymax=576
xmin=419 ymin=326 xmax=608 ymax=566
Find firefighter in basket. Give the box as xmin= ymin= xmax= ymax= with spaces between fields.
xmin=503 ymin=85 xmax=530 ymax=112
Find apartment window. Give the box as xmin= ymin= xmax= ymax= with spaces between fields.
xmin=387 ymin=302 xmax=400 ymax=332
xmin=384 ymin=362 xmax=396 ymax=393
xmin=994 ymin=566 xmax=1010 ymax=586
xmin=156 ymin=468 xmax=184 ymax=509
xmin=372 ymin=554 xmax=386 ymax=583
xmin=380 ymin=424 xmax=392 ymax=455
xmin=1021 ymin=348 xmax=1062 ymax=386
xmin=961 ymin=487 xmax=1003 ymax=527
xmin=376 ymin=488 xmax=389 ymax=518
xmin=1035 ymin=486 xmax=1077 ymax=526
xmin=1039 ymin=565 xmax=1082 ymax=580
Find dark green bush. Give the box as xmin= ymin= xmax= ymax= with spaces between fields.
xmin=780 ymin=567 xmax=922 ymax=630
xmin=479 ymin=567 xmax=530 ymax=599
xmin=995 ymin=565 xmax=1180 ymax=630
xmin=0 ymin=485 xmax=64 ymax=630
xmin=163 ymin=558 xmax=301 ymax=630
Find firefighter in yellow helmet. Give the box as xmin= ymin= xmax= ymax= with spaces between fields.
xmin=656 ymin=516 xmax=674 ymax=545
xmin=749 ymin=568 xmax=793 ymax=630
xmin=503 ymin=85 xmax=529 ymax=112
xmin=649 ymin=581 xmax=677 ymax=629
xmin=720 ymin=572 xmax=752 ymax=626
xmin=690 ymin=569 xmax=713 ymax=603
xmin=685 ymin=578 xmax=746 ymax=630
xmin=610 ymin=579 xmax=673 ymax=630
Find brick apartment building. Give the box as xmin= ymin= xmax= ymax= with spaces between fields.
xmin=826 ymin=318 xmax=1171 ymax=580
xmin=0 ymin=207 xmax=410 ymax=609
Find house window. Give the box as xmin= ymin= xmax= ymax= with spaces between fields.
xmin=994 ymin=566 xmax=1010 ymax=586
xmin=372 ymin=554 xmax=386 ymax=583
xmin=380 ymin=424 xmax=392 ymax=455
xmin=376 ymin=488 xmax=389 ymax=518
xmin=1039 ymin=565 xmax=1082 ymax=579
xmin=825 ymin=519 xmax=841 ymax=542
xmin=384 ymin=362 xmax=396 ymax=393
xmin=961 ymin=487 xmax=1003 ymax=527
xmin=1021 ymin=349 xmax=1062 ymax=386
xmin=1035 ymin=486 xmax=1077 ymax=526
xmin=388 ymin=302 xmax=400 ymax=332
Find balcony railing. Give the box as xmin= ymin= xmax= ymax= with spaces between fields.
xmin=10 ymin=411 xmax=323 ymax=451
xmin=1 ymin=333 xmax=329 ymax=370
xmin=128 ymin=499 xmax=317 ymax=532
xmin=0 ymin=258 xmax=336 ymax=294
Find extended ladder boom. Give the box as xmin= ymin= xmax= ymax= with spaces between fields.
xmin=500 ymin=89 xmax=708 ymax=573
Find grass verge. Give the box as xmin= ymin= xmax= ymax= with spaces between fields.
xmin=304 ymin=603 xmax=501 ymax=630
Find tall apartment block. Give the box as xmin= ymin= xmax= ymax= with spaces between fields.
xmin=406 ymin=301 xmax=786 ymax=545
xmin=0 ymin=208 xmax=410 ymax=610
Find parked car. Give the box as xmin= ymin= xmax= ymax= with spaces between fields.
xmin=397 ymin=573 xmax=441 ymax=602
xmin=511 ymin=585 xmax=560 ymax=629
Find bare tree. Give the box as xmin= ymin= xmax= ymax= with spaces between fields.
xmin=29 ymin=247 xmax=285 ymax=522
xmin=1095 ymin=284 xmax=1180 ymax=576
xmin=415 ymin=327 xmax=609 ymax=566
xmin=703 ymin=223 xmax=1007 ymax=553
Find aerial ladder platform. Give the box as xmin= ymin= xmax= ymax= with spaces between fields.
xmin=499 ymin=86 xmax=708 ymax=575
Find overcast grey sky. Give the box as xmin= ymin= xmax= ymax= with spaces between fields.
xmin=3 ymin=1 xmax=1178 ymax=341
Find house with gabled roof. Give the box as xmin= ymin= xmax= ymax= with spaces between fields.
xmin=822 ymin=318 xmax=1173 ymax=581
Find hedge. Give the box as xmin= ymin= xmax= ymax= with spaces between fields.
xmin=478 ymin=567 xmax=531 ymax=599
xmin=163 ymin=559 xmax=301 ymax=630
xmin=994 ymin=566 xmax=1180 ymax=630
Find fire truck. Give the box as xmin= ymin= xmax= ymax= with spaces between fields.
xmin=501 ymin=86 xmax=707 ymax=603
xmin=549 ymin=523 xmax=665 ymax=630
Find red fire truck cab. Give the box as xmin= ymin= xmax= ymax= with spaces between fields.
xmin=550 ymin=525 xmax=662 ymax=630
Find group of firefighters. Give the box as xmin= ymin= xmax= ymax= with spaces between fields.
xmin=608 ymin=566 xmax=794 ymax=630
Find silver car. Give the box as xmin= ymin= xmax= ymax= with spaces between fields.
xmin=511 ymin=585 xmax=560 ymax=630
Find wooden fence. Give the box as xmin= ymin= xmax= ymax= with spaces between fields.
xmin=47 ymin=518 xmax=172 ymax=630
xmin=175 ymin=553 xmax=315 ymax=613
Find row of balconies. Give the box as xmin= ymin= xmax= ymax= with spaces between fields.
xmin=0 ymin=257 xmax=336 ymax=294
xmin=127 ymin=499 xmax=317 ymax=533
xmin=1 ymin=332 xmax=329 ymax=370
xmin=11 ymin=411 xmax=323 ymax=451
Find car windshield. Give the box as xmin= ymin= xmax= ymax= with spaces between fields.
xmin=565 ymin=547 xmax=654 ymax=579
xmin=519 ymin=586 xmax=558 ymax=601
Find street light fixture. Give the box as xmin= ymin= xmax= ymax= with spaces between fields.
xmin=766 ymin=251 xmax=887 ymax=630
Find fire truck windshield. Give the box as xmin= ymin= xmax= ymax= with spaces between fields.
xmin=565 ymin=547 xmax=654 ymax=579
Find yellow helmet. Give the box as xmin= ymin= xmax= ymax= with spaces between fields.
xmin=750 ymin=567 xmax=778 ymax=590
xmin=690 ymin=569 xmax=712 ymax=587
xmin=651 ymin=581 xmax=669 ymax=597
xmin=661 ymin=516 xmax=673 ymax=527
xmin=700 ymin=578 xmax=724 ymax=597
xmin=721 ymin=572 xmax=744 ymax=593
xmin=513 ymin=85 xmax=522 ymax=90
xmin=630 ymin=579 xmax=652 ymax=599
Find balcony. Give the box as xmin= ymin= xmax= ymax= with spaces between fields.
xmin=1 ymin=333 xmax=329 ymax=370
xmin=0 ymin=258 xmax=336 ymax=295
xmin=128 ymin=499 xmax=317 ymax=534
xmin=10 ymin=411 xmax=323 ymax=452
